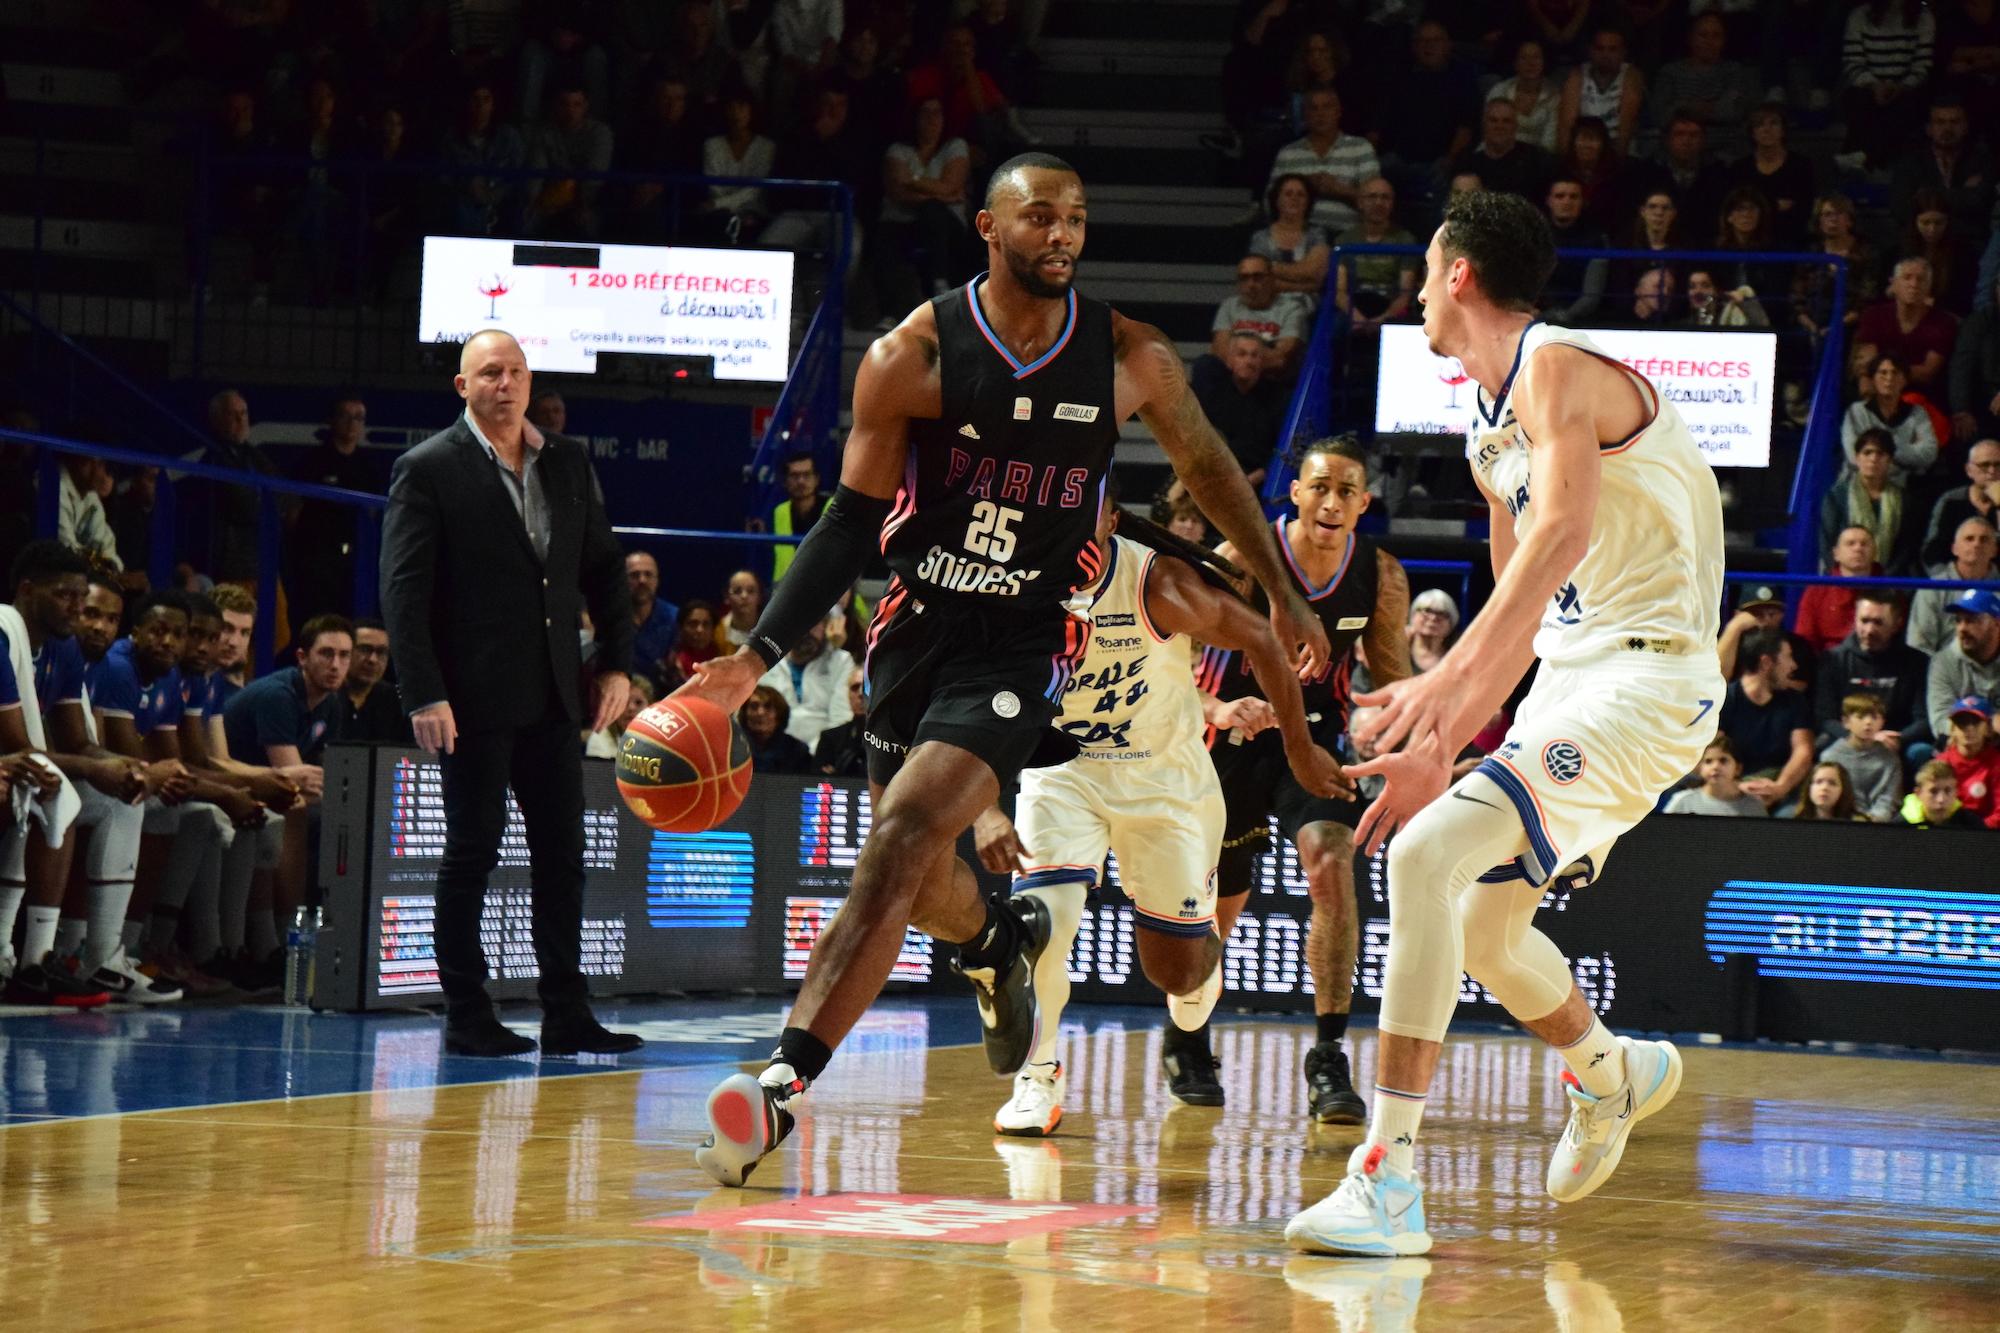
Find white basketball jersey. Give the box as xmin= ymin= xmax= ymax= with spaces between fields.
xmin=1467 ymin=323 xmax=1724 ymax=666
xmin=1056 ymin=535 xmax=1204 ymax=761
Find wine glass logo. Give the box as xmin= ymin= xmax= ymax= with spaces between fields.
xmin=1438 ymin=357 xmax=1471 ymax=410
xmin=476 ymin=273 xmax=510 ymax=318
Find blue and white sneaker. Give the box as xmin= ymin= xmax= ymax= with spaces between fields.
xmin=1547 ymin=1035 xmax=1683 ymax=1203
xmin=1285 ymin=1142 xmax=1432 ymax=1257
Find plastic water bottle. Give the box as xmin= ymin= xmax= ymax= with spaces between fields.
xmin=284 ymin=907 xmax=319 ymax=1008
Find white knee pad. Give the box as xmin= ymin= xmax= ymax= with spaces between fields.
xmin=74 ymin=784 xmax=143 ymax=882
xmin=1378 ymin=775 xmax=1532 ymax=1045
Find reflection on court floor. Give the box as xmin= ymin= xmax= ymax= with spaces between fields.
xmin=1 ymin=998 xmax=1995 ymax=1328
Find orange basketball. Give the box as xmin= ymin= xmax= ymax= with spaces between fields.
xmin=615 ymin=695 xmax=753 ymax=833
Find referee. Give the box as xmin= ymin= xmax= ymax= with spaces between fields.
xmin=381 ymin=329 xmax=640 ymax=1057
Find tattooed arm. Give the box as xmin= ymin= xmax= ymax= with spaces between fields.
xmin=1359 ymin=549 xmax=1414 ymax=688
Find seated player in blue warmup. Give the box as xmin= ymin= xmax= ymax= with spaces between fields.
xmin=85 ymin=589 xmax=275 ymax=989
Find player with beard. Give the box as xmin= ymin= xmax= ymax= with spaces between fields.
xmin=681 ymin=152 xmax=1334 ymax=1186
xmin=1190 ymin=436 xmax=1412 ymax=1115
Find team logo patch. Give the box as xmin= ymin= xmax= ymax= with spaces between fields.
xmin=1013 ymin=397 xmax=1032 ymax=421
xmin=992 ymin=690 xmax=1021 ymax=719
xmin=1052 ymin=402 xmax=1100 ymax=423
xmin=1542 ymin=740 xmax=1586 ymax=785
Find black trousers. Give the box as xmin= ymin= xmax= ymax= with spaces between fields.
xmin=435 ymin=712 xmax=589 ymax=1022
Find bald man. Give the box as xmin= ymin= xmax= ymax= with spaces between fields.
xmin=380 ymin=329 xmax=638 ymax=1057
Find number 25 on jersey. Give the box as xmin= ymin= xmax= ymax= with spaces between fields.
xmin=964 ymin=501 xmax=1022 ymax=563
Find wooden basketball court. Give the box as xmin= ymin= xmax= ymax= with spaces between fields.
xmin=1 ymin=998 xmax=1995 ymax=1328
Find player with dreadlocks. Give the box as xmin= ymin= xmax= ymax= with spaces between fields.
xmin=973 ymin=473 xmax=1347 ymax=1136
xmin=1197 ymin=435 xmax=1412 ymax=1119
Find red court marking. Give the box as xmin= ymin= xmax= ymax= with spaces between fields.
xmin=644 ymin=1193 xmax=1143 ymax=1243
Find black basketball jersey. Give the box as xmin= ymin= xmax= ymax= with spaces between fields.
xmin=1197 ymin=520 xmax=1380 ymax=745
xmin=883 ymin=278 xmax=1121 ymax=609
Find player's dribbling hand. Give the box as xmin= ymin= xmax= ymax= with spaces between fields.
xmin=973 ymin=807 xmax=1029 ymax=876
xmin=1285 ymin=742 xmax=1354 ymax=801
xmin=678 ymin=648 xmax=765 ymax=716
xmin=413 ymin=702 xmax=458 ymax=756
xmin=1348 ymin=746 xmax=1451 ymax=856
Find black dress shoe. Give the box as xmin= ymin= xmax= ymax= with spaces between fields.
xmin=541 ymin=1010 xmax=643 ymax=1055
xmin=443 ymin=1014 xmax=538 ymax=1057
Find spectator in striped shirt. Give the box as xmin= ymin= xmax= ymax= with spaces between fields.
xmin=1266 ymin=88 xmax=1379 ymax=237
xmin=1842 ymin=0 xmax=1937 ymax=169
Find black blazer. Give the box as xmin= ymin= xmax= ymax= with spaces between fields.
xmin=380 ymin=417 xmax=632 ymax=732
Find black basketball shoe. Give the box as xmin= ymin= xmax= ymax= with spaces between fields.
xmin=1305 ymin=1042 xmax=1367 ymax=1125
xmin=1162 ymin=1029 xmax=1225 ymax=1107
xmin=951 ymin=894 xmax=1053 ymax=1076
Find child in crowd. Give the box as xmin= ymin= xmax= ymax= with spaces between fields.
xmin=1939 ymin=696 xmax=2000 ymax=829
xmin=1900 ymin=761 xmax=1988 ymax=829
xmin=1791 ymin=761 xmax=1865 ymax=821
xmin=1820 ymin=693 xmax=1902 ymax=821
xmin=1665 ymin=734 xmax=1767 ymax=816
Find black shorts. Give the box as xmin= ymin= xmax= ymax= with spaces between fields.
xmin=861 ymin=586 xmax=1084 ymax=788
xmin=1210 ymin=727 xmax=1363 ymax=898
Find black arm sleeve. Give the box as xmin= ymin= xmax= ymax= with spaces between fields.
xmin=746 ymin=484 xmax=893 ymax=668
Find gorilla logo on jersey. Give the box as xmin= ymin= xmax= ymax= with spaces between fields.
xmin=1542 ymin=740 xmax=1586 ymax=785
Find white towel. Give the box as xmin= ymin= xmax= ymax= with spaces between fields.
xmin=8 ymin=754 xmax=78 ymax=849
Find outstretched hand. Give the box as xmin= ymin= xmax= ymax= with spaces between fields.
xmin=1353 ymin=669 xmax=1456 ymax=759
xmin=1347 ymin=746 xmax=1451 ymax=856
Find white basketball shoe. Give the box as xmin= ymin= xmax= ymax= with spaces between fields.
xmin=1547 ymin=1036 xmax=1683 ymax=1203
xmin=1285 ymin=1142 xmax=1433 ymax=1257
xmin=994 ymin=1060 xmax=1065 ymax=1137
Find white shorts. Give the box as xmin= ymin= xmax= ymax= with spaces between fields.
xmin=1467 ymin=655 xmax=1724 ymax=886
xmin=1013 ymin=738 xmax=1224 ymax=938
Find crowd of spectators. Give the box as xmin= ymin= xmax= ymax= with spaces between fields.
xmin=174 ymin=0 xmax=1046 ymax=320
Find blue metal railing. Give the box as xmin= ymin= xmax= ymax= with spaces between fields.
xmin=1268 ymin=244 xmax=1850 ymax=574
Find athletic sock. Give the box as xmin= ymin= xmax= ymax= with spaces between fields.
xmin=1163 ymin=1020 xmax=1211 ymax=1057
xmin=21 ymin=906 xmax=60 ymax=966
xmin=1555 ymin=1018 xmax=1626 ymax=1098
xmin=54 ymin=917 xmax=87 ymax=958
xmin=117 ymin=916 xmax=145 ymax=961
xmin=956 ymin=895 xmax=1023 ymax=972
xmin=1315 ymin=1010 xmax=1349 ymax=1047
xmin=1366 ymin=1086 xmax=1427 ymax=1175
xmin=247 ymin=909 xmax=279 ymax=959
xmin=0 ymin=884 xmax=25 ymax=948
xmin=770 ymin=1026 xmax=833 ymax=1085
xmin=80 ymin=883 xmax=135 ymax=970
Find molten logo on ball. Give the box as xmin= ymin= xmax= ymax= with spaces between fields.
xmin=615 ymin=696 xmax=753 ymax=833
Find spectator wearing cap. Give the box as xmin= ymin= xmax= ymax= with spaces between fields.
xmin=1820 ymin=430 xmax=1918 ymax=575
xmin=1900 ymin=759 xmax=1987 ymax=829
xmin=1919 ymin=438 xmax=2000 ymax=567
xmin=1813 ymin=592 xmax=1930 ymax=752
xmin=1406 ymin=588 xmax=1458 ymax=673
xmin=1820 ymin=693 xmax=1903 ymax=822
xmin=1927 ymin=588 xmax=2000 ymax=737
xmin=756 ymin=609 xmax=855 ymax=749
xmin=1910 ymin=515 xmax=1998 ymax=654
xmin=1939 ymin=695 xmax=2000 ymax=827
xmin=1795 ymin=526 xmax=1878 ymax=653
xmin=1718 ymin=583 xmax=1814 ymax=687
xmin=1718 ymin=627 xmax=1815 ymax=808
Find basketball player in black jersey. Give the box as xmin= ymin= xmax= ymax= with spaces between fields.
xmin=1193 ymin=437 xmax=1411 ymax=1119
xmin=679 ymin=153 xmax=1335 ymax=1186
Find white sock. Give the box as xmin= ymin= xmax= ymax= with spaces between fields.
xmin=22 ymin=906 xmax=60 ymax=965
xmin=0 ymin=884 xmax=24 ymax=946
xmin=1556 ymin=1018 xmax=1626 ymax=1098
xmin=248 ymin=910 xmax=279 ymax=958
xmin=1365 ymin=1086 xmax=1427 ymax=1175
xmin=55 ymin=917 xmax=87 ymax=957
xmin=80 ymin=883 xmax=135 ymax=969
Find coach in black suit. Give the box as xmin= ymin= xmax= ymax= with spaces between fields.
xmin=381 ymin=328 xmax=641 ymax=1058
